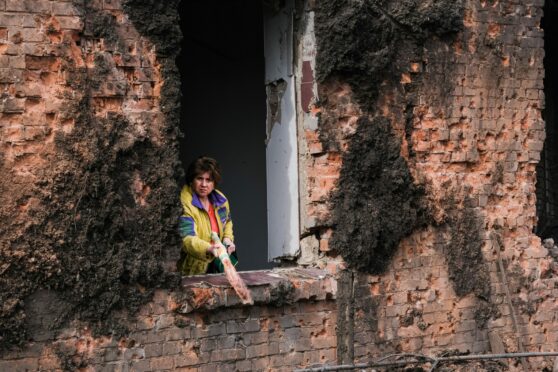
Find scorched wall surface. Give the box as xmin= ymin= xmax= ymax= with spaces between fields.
xmin=1 ymin=0 xmax=557 ymax=371
xmin=301 ymin=0 xmax=555 ymax=369
xmin=0 ymin=0 xmax=183 ymax=349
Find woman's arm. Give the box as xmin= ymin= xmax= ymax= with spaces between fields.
xmin=179 ymin=215 xmax=212 ymax=259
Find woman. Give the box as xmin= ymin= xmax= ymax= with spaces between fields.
xmin=178 ymin=157 xmax=237 ymax=275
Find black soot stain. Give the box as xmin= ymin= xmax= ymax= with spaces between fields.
xmin=314 ymin=0 xmax=463 ymax=275
xmin=315 ymin=0 xmax=463 ymax=110
xmin=0 ymin=1 xmax=183 ymax=351
xmin=328 ymin=117 xmax=430 ymax=274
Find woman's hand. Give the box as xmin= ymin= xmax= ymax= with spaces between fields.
xmin=207 ymin=242 xmax=223 ymax=258
xmin=223 ymin=238 xmax=236 ymax=255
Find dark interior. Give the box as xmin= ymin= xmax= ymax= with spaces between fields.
xmin=178 ymin=1 xmax=272 ymax=270
xmin=537 ymin=0 xmax=558 ymax=240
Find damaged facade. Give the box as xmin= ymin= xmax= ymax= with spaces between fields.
xmin=0 ymin=0 xmax=556 ymax=370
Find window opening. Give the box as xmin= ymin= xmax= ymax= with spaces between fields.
xmin=537 ymin=0 xmax=558 ymax=240
xmin=178 ymin=1 xmax=272 ymax=270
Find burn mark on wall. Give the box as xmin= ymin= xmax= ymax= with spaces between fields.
xmin=313 ymin=0 xmax=463 ymax=156
xmin=0 ymin=1 xmax=182 ymax=350
xmin=444 ymin=195 xmax=491 ymax=299
xmin=313 ymin=1 xmax=470 ymax=280
xmin=314 ymin=0 xmax=463 ymax=111
xmin=328 ymin=117 xmax=430 ymax=273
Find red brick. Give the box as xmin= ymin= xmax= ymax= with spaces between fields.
xmin=149 ymin=356 xmax=174 ymax=370
xmin=226 ymin=319 xmax=260 ymax=333
xmin=311 ymin=335 xmax=336 ymax=349
xmin=135 ymin=316 xmax=154 ymax=331
xmin=1 ymin=98 xmax=25 ymax=114
xmin=0 ymin=13 xmax=25 ymax=26
xmin=209 ymin=348 xmax=245 ymax=362
xmin=52 ymin=2 xmax=81 ymax=16
xmin=56 ymin=16 xmax=83 ymax=30
xmin=245 ymin=331 xmax=269 ymax=345
xmin=21 ymin=28 xmax=46 ymax=42
xmin=199 ymin=364 xmax=237 ymax=372
xmin=270 ymin=352 xmax=303 ymax=367
xmin=130 ymin=359 xmax=151 ymax=372
xmin=39 ymin=354 xmax=60 ymax=370
xmin=302 ymin=350 xmax=321 ymax=365
xmin=293 ymin=338 xmax=312 ymax=352
xmin=25 ymin=56 xmax=59 ymax=71
xmin=154 ymin=314 xmax=175 ymax=329
xmin=8 ymin=55 xmax=24 ymax=69
xmin=246 ymin=343 xmax=278 ymax=359
xmin=319 ymin=238 xmax=330 ymax=252
xmin=175 ymin=354 xmax=203 ymax=368
xmin=6 ymin=0 xmax=51 ymax=13
xmin=308 ymin=139 xmax=323 ymax=154
xmin=162 ymin=340 xmax=182 ymax=356
xmin=144 ymin=343 xmax=162 ymax=358
xmin=319 ymin=348 xmax=336 ymax=363
xmin=0 ymin=358 xmax=39 ymax=371
xmin=251 ymin=357 xmax=270 ymax=371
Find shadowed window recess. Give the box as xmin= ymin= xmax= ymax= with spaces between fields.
xmin=537 ymin=0 xmax=558 ymax=241
xmin=178 ymin=1 xmax=271 ymax=270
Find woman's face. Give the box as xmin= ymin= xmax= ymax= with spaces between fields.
xmin=192 ymin=171 xmax=214 ymax=198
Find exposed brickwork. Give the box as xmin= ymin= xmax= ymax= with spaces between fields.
xmin=0 ymin=0 xmax=181 ymax=348
xmin=298 ymin=0 xmax=555 ymax=368
xmin=1 ymin=0 xmax=557 ymax=370
xmin=302 ymin=81 xmax=359 ymax=225
xmin=0 ymin=269 xmax=338 ymax=371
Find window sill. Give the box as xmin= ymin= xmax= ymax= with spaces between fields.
xmin=176 ymin=267 xmax=336 ymax=313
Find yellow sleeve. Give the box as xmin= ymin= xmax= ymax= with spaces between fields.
xmin=178 ymin=205 xmax=212 ymax=260
xmin=183 ymin=235 xmax=211 ymax=260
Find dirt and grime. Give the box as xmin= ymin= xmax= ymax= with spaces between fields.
xmin=0 ymin=1 xmax=182 ymax=350
xmin=314 ymin=0 xmax=463 ymax=112
xmin=314 ymin=0 xmax=463 ymax=275
xmin=335 ymin=270 xmax=355 ymax=364
xmin=312 ymin=0 xmax=511 ymax=344
xmin=327 ymin=116 xmax=431 ymax=274
xmin=0 ymin=0 xmax=550 ymax=368
xmin=444 ymin=194 xmax=491 ymax=299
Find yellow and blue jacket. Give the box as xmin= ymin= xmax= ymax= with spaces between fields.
xmin=178 ymin=185 xmax=234 ymax=275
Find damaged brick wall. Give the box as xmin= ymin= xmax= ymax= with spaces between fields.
xmin=0 ymin=269 xmax=337 ymax=371
xmin=0 ymin=3 xmax=339 ymax=372
xmin=2 ymin=0 xmax=557 ymax=370
xmin=299 ymin=0 xmax=556 ymax=368
xmin=0 ymin=0 xmax=182 ymax=349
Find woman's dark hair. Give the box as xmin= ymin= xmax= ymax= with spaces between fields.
xmin=186 ymin=156 xmax=222 ymax=186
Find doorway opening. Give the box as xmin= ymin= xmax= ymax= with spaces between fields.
xmin=178 ymin=1 xmax=272 ymax=270
xmin=537 ymin=0 xmax=558 ymax=240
